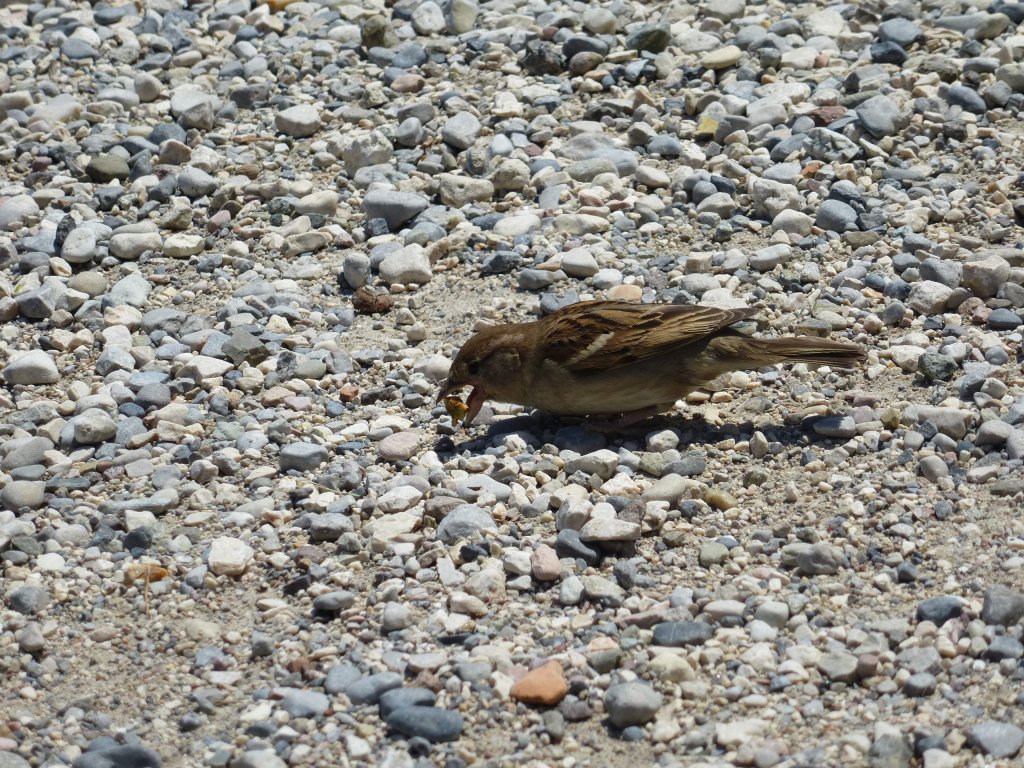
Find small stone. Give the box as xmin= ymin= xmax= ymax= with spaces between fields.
xmin=3 ymin=350 xmax=59 ymax=385
xmin=510 ymin=660 xmax=568 ymax=706
xmin=818 ymin=651 xmax=859 ymax=683
xmin=275 ymin=105 xmax=320 ymax=138
xmin=869 ymin=733 xmax=913 ymax=768
xmin=362 ymin=189 xmax=428 ymax=230
xmin=716 ymin=719 xmax=769 ymax=749
xmin=916 ymin=596 xmax=961 ymax=625
xmin=981 ymin=585 xmax=1024 ymax=626
xmin=437 ymin=174 xmax=494 ymax=207
xmin=918 ymin=352 xmax=957 ymax=382
xmin=377 ymin=430 xmax=421 ymax=461
xmin=163 ymin=234 xmax=204 ymax=258
xmin=109 ymin=232 xmax=163 ymax=260
xmin=701 ymin=45 xmax=742 ymax=69
xmin=8 ymin=586 xmax=50 ymax=615
xmin=379 ymin=245 xmax=432 ymax=285
xmin=813 ymin=415 xmax=856 ymax=439
xmin=604 ymin=682 xmax=662 ymax=728
xmin=962 ymin=255 xmax=1011 ymax=298
xmin=295 ymin=191 xmax=338 ymax=216
xmin=61 ymin=228 xmax=98 ymax=263
xmin=71 ymin=745 xmax=161 ymax=768
xmin=86 ymin=154 xmax=129 ymax=182
xmin=0 ymin=194 xmax=40 ymax=228
xmin=816 ymin=199 xmax=858 ymax=232
xmin=652 ymin=621 xmax=714 ymax=647
xmin=280 ymin=442 xmax=329 ymax=472
xmin=446 ymin=0 xmax=477 ymax=33
xmin=796 ymin=543 xmax=846 ymax=575
xmin=903 ymin=672 xmax=937 ymax=697
xmin=918 ymin=455 xmax=949 ymax=483
xmin=967 ymin=722 xmax=1024 ymax=759
xmin=435 ymin=505 xmax=495 ymax=543
xmin=699 ymin=542 xmax=729 ymax=567
xmin=386 ymin=706 xmax=463 ymax=742
xmin=279 ymin=688 xmax=329 ymax=719
xmin=74 ymin=410 xmax=117 ymax=444
xmin=441 ymin=112 xmax=481 ymax=150
xmin=411 ymin=1 xmax=446 ymax=35
xmin=908 ymin=281 xmax=953 ymax=315
xmin=208 ymin=536 xmax=254 ymax=576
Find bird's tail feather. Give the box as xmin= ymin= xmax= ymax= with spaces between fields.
xmin=712 ymin=336 xmax=867 ymax=369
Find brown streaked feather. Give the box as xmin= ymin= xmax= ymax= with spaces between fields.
xmin=540 ymin=300 xmax=758 ymax=372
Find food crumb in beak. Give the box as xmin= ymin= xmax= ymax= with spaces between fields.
xmin=443 ymin=395 xmax=469 ymax=423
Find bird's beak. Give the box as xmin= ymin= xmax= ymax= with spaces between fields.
xmin=436 ymin=380 xmax=486 ymax=427
xmin=463 ymin=386 xmax=485 ymax=426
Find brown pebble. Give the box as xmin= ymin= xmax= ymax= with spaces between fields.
xmin=510 ymin=660 xmax=568 ymax=706
xmin=353 ymin=287 xmax=394 ymax=314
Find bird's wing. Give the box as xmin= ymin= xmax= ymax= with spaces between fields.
xmin=540 ymin=301 xmax=758 ymax=372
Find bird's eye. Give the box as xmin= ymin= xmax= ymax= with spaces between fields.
xmin=467 ymin=361 xmax=480 ymax=375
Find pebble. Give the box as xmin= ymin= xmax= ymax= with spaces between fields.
xmin=916 ymin=596 xmax=962 ymax=625
xmin=3 ymin=350 xmax=59 ymax=385
xmin=207 ymin=537 xmax=254 ymax=576
xmin=982 ymin=585 xmax=1024 ymax=625
xmin=510 ymin=660 xmax=568 ymax=706
xmin=275 ymin=105 xmax=321 ymax=138
xmin=967 ymin=723 xmax=1024 ymax=758
xmin=604 ymin=682 xmax=663 ymax=728
xmin=385 ymin=706 xmax=464 ymax=742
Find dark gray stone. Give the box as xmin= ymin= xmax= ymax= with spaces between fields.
xmin=652 ymin=621 xmax=714 ymax=647
xmin=385 ymin=706 xmax=463 ymax=742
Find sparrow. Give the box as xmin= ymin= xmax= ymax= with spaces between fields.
xmin=437 ymin=300 xmax=867 ymax=426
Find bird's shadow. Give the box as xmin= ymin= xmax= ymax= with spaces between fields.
xmin=433 ymin=410 xmax=841 ymax=456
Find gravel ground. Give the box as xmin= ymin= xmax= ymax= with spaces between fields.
xmin=2 ymin=0 xmax=1024 ymax=767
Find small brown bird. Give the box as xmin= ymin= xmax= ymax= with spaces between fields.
xmin=438 ymin=300 xmax=867 ymax=427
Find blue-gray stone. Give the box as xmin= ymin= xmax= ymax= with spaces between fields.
xmin=385 ymin=706 xmax=463 ymax=742
xmin=278 ymin=688 xmax=329 ymax=718
xmin=378 ymin=687 xmax=436 ymax=717
xmin=71 ymin=745 xmax=161 ymax=768
xmin=324 ymin=663 xmax=362 ymax=695
xmin=916 ymin=596 xmax=962 ymax=625
xmin=652 ymin=621 xmax=714 ymax=647
xmin=345 ymin=672 xmax=403 ymax=704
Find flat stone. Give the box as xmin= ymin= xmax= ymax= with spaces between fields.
xmin=702 ymin=45 xmax=742 ymax=69
xmin=652 ymin=621 xmax=714 ymax=647
xmin=362 ymin=189 xmax=428 ymax=230
xmin=385 ymin=706 xmax=463 ymax=742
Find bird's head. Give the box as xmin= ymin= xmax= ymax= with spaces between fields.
xmin=436 ymin=327 xmax=523 ymax=426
